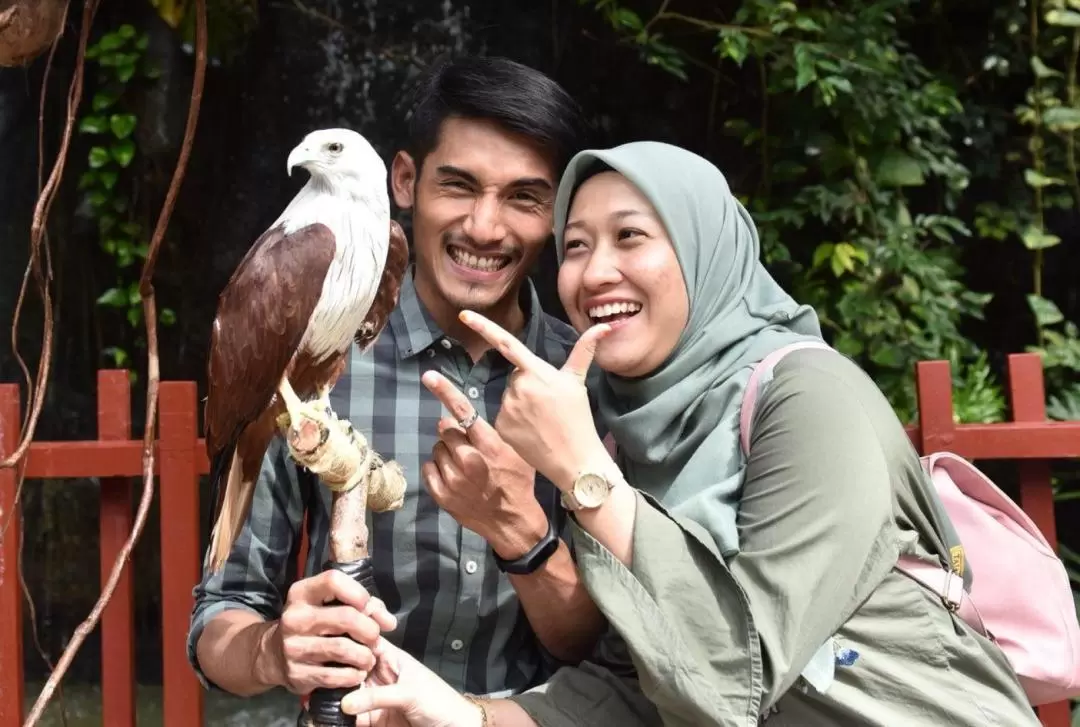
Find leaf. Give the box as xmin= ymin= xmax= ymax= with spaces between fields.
xmin=794 ymin=15 xmax=823 ymax=32
xmin=1046 ymin=9 xmax=1080 ymax=26
xmin=1024 ymin=169 xmax=1065 ymax=187
xmin=78 ymin=171 xmax=97 ymax=190
xmin=1020 ymin=225 xmax=1062 ymax=250
xmin=97 ymin=287 xmax=128 ymax=307
xmin=793 ymin=43 xmax=817 ymax=91
xmin=118 ymin=24 xmax=137 ymax=39
xmin=812 ymin=242 xmax=834 ymax=269
xmin=92 ymin=89 xmax=120 ymax=112
xmin=88 ymin=146 xmax=111 ymax=169
xmin=98 ymin=168 xmax=119 ymax=190
xmin=1027 ymin=294 xmax=1065 ymax=327
xmin=103 ymin=346 xmax=129 ymax=368
xmin=111 ymin=139 xmax=136 ymax=168
xmin=875 ymin=149 xmax=925 ymax=187
xmin=117 ymin=62 xmax=137 ymax=83
xmin=79 ymin=115 xmax=108 ymax=134
xmin=160 ymin=308 xmax=177 ymax=326
xmin=1043 ymin=106 xmax=1080 ymax=132
xmin=1031 ymin=56 xmax=1062 ymax=79
xmin=110 ymin=113 xmax=137 ymax=139
xmin=611 ymin=8 xmax=642 ymax=31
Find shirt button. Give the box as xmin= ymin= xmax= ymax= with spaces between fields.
xmin=440 ymin=338 xmax=452 ymax=349
xmin=465 ymin=560 xmax=478 ymax=574
xmin=450 ymin=639 xmax=464 ymax=651
xmin=467 ymin=387 xmax=479 ymax=399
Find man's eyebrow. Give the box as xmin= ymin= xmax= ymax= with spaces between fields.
xmin=434 ymin=165 xmax=479 ymax=185
xmin=434 ymin=165 xmax=553 ymax=192
xmin=507 ymin=177 xmax=553 ymax=192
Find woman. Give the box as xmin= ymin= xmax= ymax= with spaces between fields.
xmin=341 ymin=142 xmax=1040 ymax=726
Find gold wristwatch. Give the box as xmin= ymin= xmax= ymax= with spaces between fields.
xmin=560 ymin=467 xmax=617 ymax=511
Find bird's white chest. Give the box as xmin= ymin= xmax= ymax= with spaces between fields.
xmin=279 ymin=194 xmax=390 ymax=362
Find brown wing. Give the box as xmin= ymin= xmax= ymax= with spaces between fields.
xmin=355 ymin=220 xmax=409 ymax=351
xmin=204 ymin=222 xmax=336 ymax=459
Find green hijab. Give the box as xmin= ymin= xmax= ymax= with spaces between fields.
xmin=554 ymin=141 xmax=825 ymax=558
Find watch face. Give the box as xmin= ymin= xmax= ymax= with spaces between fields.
xmin=573 ymin=473 xmax=610 ymax=509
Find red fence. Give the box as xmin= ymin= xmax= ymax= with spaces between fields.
xmin=1 ymin=353 xmax=1079 ymax=727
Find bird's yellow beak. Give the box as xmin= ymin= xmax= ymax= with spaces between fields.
xmin=287 ymin=145 xmax=316 ymax=177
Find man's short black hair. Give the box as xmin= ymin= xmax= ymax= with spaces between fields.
xmin=404 ymin=54 xmax=589 ymax=176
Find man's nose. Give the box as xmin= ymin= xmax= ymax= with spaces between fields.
xmin=462 ymin=193 xmax=508 ymax=244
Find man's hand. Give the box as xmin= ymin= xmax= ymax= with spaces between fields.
xmin=260 ymin=569 xmax=398 ymax=695
xmin=420 ymin=377 xmax=550 ymax=560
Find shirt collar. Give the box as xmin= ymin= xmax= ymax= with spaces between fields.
xmin=389 ymin=265 xmax=549 ymax=360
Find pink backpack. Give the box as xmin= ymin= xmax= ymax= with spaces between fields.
xmin=739 ymin=341 xmax=1080 ymax=706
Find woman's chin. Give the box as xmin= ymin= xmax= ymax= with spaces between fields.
xmin=595 ymin=347 xmax=651 ymax=379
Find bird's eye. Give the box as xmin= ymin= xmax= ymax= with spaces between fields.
xmin=327 ymin=142 xmax=343 ymax=153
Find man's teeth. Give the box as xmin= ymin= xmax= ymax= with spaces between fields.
xmin=450 ymin=247 xmax=508 ymax=272
xmin=588 ymin=301 xmax=643 ymax=320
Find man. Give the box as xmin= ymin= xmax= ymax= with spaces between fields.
xmin=187 ymin=54 xmax=608 ymax=704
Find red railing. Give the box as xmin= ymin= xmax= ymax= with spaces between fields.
xmin=1 ymin=353 xmax=1079 ymax=727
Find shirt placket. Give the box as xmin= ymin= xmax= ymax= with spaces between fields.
xmin=436 ymin=338 xmax=496 ymax=682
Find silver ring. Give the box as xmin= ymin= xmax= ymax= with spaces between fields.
xmin=458 ymin=410 xmax=479 ymax=429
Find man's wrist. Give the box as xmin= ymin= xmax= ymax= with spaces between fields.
xmin=251 ymin=621 xmax=285 ymax=689
xmin=487 ymin=503 xmax=550 ymax=561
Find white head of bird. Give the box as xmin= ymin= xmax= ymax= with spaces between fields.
xmin=285 ymin=128 xmax=388 ymax=209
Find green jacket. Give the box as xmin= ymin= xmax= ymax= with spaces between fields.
xmin=511 ymin=348 xmax=1039 ymax=726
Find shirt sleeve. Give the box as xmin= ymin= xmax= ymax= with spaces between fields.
xmin=186 ymin=437 xmax=309 ymax=690
xmin=510 ymin=349 xmax=903 ymax=724
xmin=731 ymin=349 xmax=900 ymax=706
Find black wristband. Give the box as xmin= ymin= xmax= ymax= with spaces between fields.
xmin=492 ymin=518 xmax=560 ymax=575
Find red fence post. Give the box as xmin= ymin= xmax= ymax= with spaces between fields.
xmin=158 ymin=382 xmax=204 ymax=726
xmin=97 ymin=371 xmax=135 ymax=727
xmin=0 ymin=384 xmax=25 ymax=727
xmin=915 ymin=360 xmax=956 ymax=455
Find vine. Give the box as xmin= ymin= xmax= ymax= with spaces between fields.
xmin=77 ymin=23 xmax=175 ymax=373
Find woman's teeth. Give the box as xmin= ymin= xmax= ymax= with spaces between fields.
xmin=588 ymin=301 xmax=643 ymax=323
xmin=449 ymin=246 xmax=510 ymax=272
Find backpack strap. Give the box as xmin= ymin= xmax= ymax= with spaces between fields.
xmin=895 ymin=554 xmax=988 ymax=635
xmin=739 ymin=341 xmax=834 ymax=456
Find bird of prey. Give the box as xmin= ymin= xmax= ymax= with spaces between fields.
xmin=202 ymin=128 xmax=409 ymax=571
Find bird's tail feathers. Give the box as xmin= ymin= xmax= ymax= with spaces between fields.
xmin=206 ymin=448 xmax=254 ymax=572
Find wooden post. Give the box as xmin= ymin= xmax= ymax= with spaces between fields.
xmin=97 ymin=371 xmax=135 ymax=727
xmin=1006 ymin=354 xmax=1070 ymax=727
xmin=0 ymin=384 xmax=25 ymax=727
xmin=158 ymin=382 xmax=204 ymax=726
xmin=915 ymin=360 xmax=956 ymax=455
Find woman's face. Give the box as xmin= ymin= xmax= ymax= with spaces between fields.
xmin=557 ymin=171 xmax=689 ymax=378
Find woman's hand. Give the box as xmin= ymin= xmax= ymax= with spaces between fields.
xmin=342 ymin=638 xmax=484 ymax=727
xmin=450 ymin=310 xmax=613 ymax=493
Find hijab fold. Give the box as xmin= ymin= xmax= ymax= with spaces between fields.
xmin=553 ymin=142 xmax=825 ymax=558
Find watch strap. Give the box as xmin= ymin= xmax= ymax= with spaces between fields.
xmin=492 ymin=517 xmax=560 ymax=575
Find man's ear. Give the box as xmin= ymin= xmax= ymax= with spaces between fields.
xmin=391 ymin=151 xmax=417 ymax=210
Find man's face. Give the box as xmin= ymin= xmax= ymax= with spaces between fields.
xmin=391 ymin=116 xmax=557 ymax=316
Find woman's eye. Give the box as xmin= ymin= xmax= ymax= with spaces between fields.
xmin=617 ymin=228 xmax=643 ymax=241
xmin=564 ymin=239 xmax=586 ymax=252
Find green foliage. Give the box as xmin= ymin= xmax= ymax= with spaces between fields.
xmin=79 ymin=24 xmax=175 ymax=372
xmin=585 ymin=0 xmax=999 ymax=423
